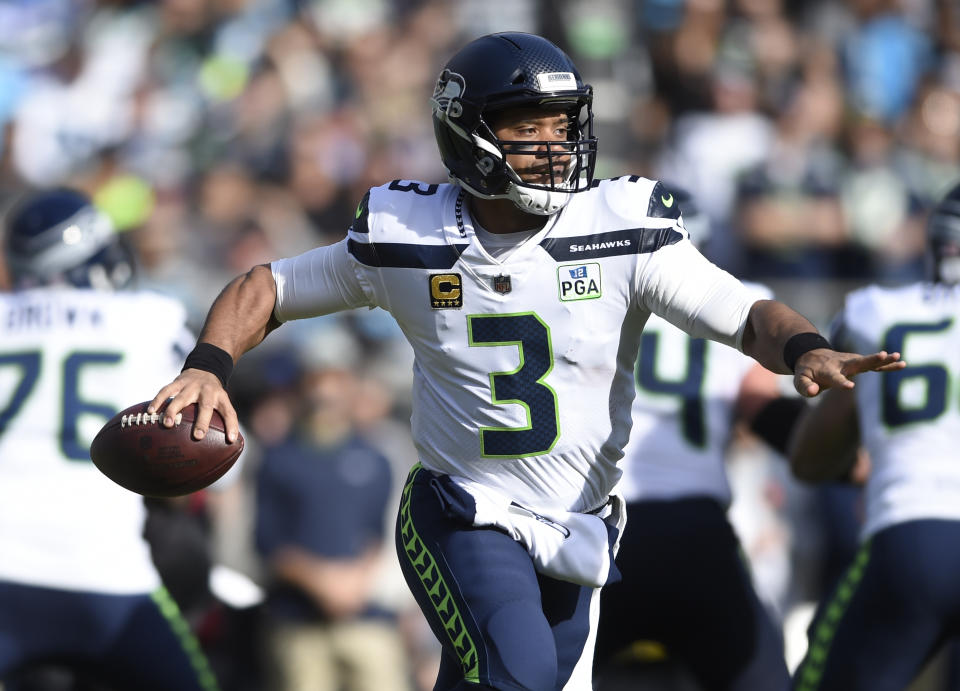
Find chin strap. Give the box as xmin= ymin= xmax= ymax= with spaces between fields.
xmin=452 ymin=176 xmax=572 ymax=218
xmin=508 ymin=183 xmax=572 ymax=216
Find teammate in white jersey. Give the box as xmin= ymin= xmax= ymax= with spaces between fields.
xmin=148 ymin=33 xmax=903 ymax=691
xmin=0 ymin=188 xmax=219 ymax=690
xmin=789 ymin=181 xmax=960 ymax=691
xmin=595 ymin=189 xmax=798 ymax=690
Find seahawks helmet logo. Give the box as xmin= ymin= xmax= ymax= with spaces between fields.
xmin=431 ymin=70 xmax=466 ymax=120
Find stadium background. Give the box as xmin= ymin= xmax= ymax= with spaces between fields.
xmin=0 ymin=0 xmax=957 ymax=689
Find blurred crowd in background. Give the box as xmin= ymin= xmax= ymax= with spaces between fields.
xmin=1 ymin=0 xmax=959 ymax=689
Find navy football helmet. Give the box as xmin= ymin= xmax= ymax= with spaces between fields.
xmin=431 ymin=32 xmax=597 ymax=216
xmin=927 ymin=181 xmax=960 ymax=284
xmin=3 ymin=187 xmax=135 ymax=290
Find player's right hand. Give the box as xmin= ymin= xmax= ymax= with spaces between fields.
xmin=147 ymin=369 xmax=240 ymax=443
xmin=792 ymin=349 xmax=904 ymax=397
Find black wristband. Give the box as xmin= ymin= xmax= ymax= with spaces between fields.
xmin=182 ymin=343 xmax=234 ymax=388
xmin=783 ymin=332 xmax=832 ymax=373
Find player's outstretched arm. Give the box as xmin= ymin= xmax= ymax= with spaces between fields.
xmin=787 ymin=387 xmax=861 ymax=483
xmin=148 ymin=264 xmax=280 ymax=442
xmin=741 ymin=300 xmax=905 ymax=398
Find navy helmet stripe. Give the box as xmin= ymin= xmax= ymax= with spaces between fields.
xmin=348 ymin=239 xmax=468 ymax=269
xmin=540 ymin=227 xmax=683 ymax=261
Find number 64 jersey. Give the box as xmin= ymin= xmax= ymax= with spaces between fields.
xmin=831 ymin=282 xmax=960 ymax=538
xmin=272 ymin=177 xmax=757 ymax=514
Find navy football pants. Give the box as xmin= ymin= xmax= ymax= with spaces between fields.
xmin=595 ymin=497 xmax=790 ymax=691
xmin=396 ymin=465 xmax=598 ymax=691
xmin=0 ymin=581 xmax=218 ymax=691
xmin=794 ymin=518 xmax=960 ymax=691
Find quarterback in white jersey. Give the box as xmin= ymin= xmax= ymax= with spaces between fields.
xmin=152 ymin=33 xmax=901 ymax=691
xmin=790 ymin=181 xmax=960 ymax=691
xmin=272 ymin=175 xmax=754 ymax=515
xmin=0 ymin=188 xmax=219 ymax=691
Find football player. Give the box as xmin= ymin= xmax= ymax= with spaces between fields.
xmin=789 ymin=181 xmax=960 ymax=691
xmin=0 ymin=188 xmax=219 ymax=691
xmin=594 ymin=188 xmax=796 ymax=690
xmin=149 ymin=33 xmax=903 ymax=691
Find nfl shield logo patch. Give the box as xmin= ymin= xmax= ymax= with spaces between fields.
xmin=493 ymin=274 xmax=512 ymax=294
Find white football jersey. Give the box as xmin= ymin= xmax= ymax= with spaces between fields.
xmin=0 ymin=287 xmax=193 ymax=593
xmin=272 ymin=178 xmax=757 ymax=513
xmin=833 ymin=282 xmax=960 ymax=537
xmin=618 ymin=282 xmax=773 ymax=505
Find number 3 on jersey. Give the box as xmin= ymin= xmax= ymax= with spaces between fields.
xmin=468 ymin=313 xmax=560 ymax=458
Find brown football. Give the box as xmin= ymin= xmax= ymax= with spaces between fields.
xmin=90 ymin=401 xmax=243 ymax=498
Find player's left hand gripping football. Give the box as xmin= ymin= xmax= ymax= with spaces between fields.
xmin=147 ymin=369 xmax=241 ymax=443
xmin=793 ymin=349 xmax=905 ymax=398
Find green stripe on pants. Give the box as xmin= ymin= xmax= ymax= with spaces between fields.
xmin=151 ymin=586 xmax=220 ymax=691
xmin=399 ymin=464 xmax=480 ymax=683
xmin=795 ymin=539 xmax=872 ymax=691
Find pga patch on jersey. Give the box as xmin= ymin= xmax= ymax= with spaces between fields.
xmin=558 ymin=263 xmax=601 ymax=301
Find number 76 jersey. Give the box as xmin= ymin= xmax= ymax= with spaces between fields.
xmin=272 ymin=177 xmax=757 ymax=513
xmin=0 ymin=287 xmax=193 ymax=593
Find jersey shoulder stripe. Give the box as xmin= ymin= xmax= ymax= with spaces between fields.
xmin=347 ymin=181 xmax=465 ymax=268
xmin=559 ymin=174 xmax=688 ymax=237
xmin=541 ymin=175 xmax=688 ymax=260
xmin=348 ymin=176 xmax=685 ymax=264
xmin=540 ymin=226 xmax=683 ymax=261
xmin=586 ymin=175 xmax=681 ymax=222
xmin=347 ymin=238 xmax=467 ymax=269
xmin=348 ymin=180 xmax=455 ymax=244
